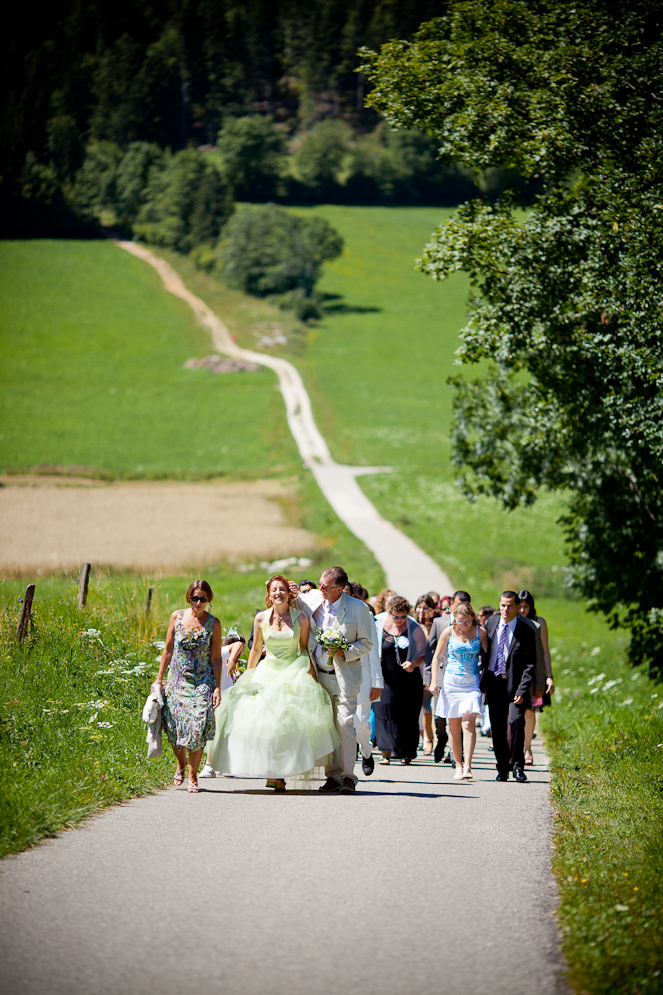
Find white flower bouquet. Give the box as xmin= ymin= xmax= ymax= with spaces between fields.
xmin=314 ymin=626 xmax=350 ymax=655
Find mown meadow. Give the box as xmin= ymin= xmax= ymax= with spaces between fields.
xmin=1 ymin=210 xmax=661 ymax=992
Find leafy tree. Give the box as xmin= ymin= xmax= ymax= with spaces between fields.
xmin=219 ymin=203 xmax=343 ymax=317
xmin=114 ymin=142 xmax=165 ymax=230
xmin=290 ymin=119 xmax=354 ymax=198
xmin=69 ymin=141 xmax=123 ymax=219
xmin=133 ymin=149 xmax=232 ymax=252
xmin=361 ymin=0 xmax=663 ymax=676
xmin=216 ymin=116 xmax=286 ymax=200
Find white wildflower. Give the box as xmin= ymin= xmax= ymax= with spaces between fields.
xmin=88 ymin=712 xmax=98 ymax=723
xmin=619 ymin=698 xmax=634 ymax=707
xmin=152 ymin=640 xmax=166 ymax=650
xmin=602 ymin=679 xmax=623 ymax=691
xmin=83 ymin=628 xmax=101 ymax=638
xmin=590 ymin=646 xmax=601 ymax=656
xmin=97 ymin=721 xmax=113 ymax=729
xmin=590 ymin=688 xmax=599 ymax=694
xmin=587 ymin=673 xmax=606 ymax=686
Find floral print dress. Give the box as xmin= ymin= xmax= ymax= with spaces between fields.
xmin=163 ymin=610 xmax=216 ymax=751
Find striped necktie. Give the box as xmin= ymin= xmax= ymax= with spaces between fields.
xmin=495 ymin=623 xmax=508 ymax=676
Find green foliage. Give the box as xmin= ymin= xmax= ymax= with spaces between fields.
xmin=69 ymin=141 xmax=123 ymax=220
xmin=219 ymin=204 xmax=343 ymax=314
xmin=114 ymin=142 xmax=165 ymax=229
xmin=290 ymin=119 xmax=355 ymax=196
xmin=133 ymin=149 xmax=233 ymax=253
xmin=217 ymin=116 xmax=287 ymax=200
xmin=360 ymin=1 xmax=663 ymax=677
xmin=0 ymin=240 xmax=300 ymax=478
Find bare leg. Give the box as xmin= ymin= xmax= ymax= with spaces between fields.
xmin=171 ymin=743 xmax=187 ymax=783
xmin=423 ymin=711 xmax=433 ymax=753
xmin=187 ymin=748 xmax=204 ymax=790
xmin=448 ymin=717 xmax=464 ymax=778
xmin=524 ymin=709 xmax=536 ymax=762
xmin=461 ymin=713 xmax=477 ymax=777
xmin=380 ymin=750 xmax=391 ymax=764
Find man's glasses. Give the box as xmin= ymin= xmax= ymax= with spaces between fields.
xmin=391 ymin=614 xmax=408 ymax=620
xmin=190 ymin=596 xmax=208 ymax=604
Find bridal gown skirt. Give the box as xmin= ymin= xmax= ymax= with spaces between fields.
xmin=207 ymin=650 xmax=338 ymax=778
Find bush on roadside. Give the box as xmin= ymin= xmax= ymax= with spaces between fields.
xmin=289 ymin=119 xmax=354 ymax=199
xmin=217 ymin=203 xmax=343 ymax=318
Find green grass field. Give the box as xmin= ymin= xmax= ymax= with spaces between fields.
xmin=0 ymin=240 xmax=299 ymax=478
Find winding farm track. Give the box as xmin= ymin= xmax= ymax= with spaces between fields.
xmin=117 ymin=241 xmax=452 ymax=599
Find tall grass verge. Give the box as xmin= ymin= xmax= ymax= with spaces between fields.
xmin=542 ymin=644 xmax=663 ymax=995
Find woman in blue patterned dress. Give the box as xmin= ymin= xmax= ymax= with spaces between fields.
xmin=153 ymin=579 xmax=222 ymax=793
xmin=429 ymin=602 xmax=487 ymax=781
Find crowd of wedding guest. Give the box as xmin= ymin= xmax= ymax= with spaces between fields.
xmin=149 ymin=567 xmax=553 ymax=793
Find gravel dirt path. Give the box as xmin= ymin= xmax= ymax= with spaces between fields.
xmin=0 ymin=739 xmax=567 ymax=995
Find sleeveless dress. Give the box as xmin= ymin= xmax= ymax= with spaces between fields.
xmin=435 ymin=627 xmax=484 ymax=719
xmin=163 ymin=609 xmax=216 ymax=751
xmin=207 ymin=610 xmax=338 ymax=777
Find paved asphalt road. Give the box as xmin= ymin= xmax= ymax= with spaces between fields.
xmin=0 ymin=737 xmax=567 ymax=995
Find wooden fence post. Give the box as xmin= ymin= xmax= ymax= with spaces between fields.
xmin=146 ymin=586 xmax=154 ymax=616
xmin=78 ymin=563 xmax=91 ymax=610
xmin=17 ymin=584 xmax=35 ymax=645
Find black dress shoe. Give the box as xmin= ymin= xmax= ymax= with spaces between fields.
xmin=318 ymin=776 xmax=341 ymax=793
xmin=495 ymin=772 xmax=509 ymax=781
xmin=434 ymin=741 xmax=445 ymax=763
xmin=340 ymin=777 xmax=356 ymax=794
xmin=443 ymin=749 xmax=454 ymax=765
xmin=513 ymin=766 xmax=528 ymax=783
xmin=362 ymin=752 xmax=375 ymax=776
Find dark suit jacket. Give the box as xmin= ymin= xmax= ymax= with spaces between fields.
xmin=480 ymin=615 xmax=536 ymax=704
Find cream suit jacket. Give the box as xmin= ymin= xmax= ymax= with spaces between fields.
xmin=295 ymin=590 xmax=373 ymax=666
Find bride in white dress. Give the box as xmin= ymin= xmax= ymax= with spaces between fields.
xmin=207 ymin=574 xmax=338 ymax=791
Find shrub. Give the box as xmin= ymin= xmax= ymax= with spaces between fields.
xmin=114 ymin=142 xmax=165 ymax=230
xmin=218 ymin=203 xmax=343 ymax=313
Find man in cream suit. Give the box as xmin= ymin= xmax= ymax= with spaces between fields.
xmin=295 ymin=566 xmax=374 ymax=794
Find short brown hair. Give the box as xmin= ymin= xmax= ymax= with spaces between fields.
xmin=386 ymin=594 xmax=411 ymax=616
xmin=264 ymin=574 xmax=297 ymax=608
xmin=186 ymin=579 xmax=213 ymax=602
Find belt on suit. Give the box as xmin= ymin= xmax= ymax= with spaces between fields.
xmin=317 ymin=666 xmax=336 ymax=674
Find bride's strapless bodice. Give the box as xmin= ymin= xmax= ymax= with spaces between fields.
xmin=261 ymin=612 xmax=305 ymax=668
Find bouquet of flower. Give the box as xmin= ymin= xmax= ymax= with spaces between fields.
xmin=313 ymin=626 xmax=350 ymax=656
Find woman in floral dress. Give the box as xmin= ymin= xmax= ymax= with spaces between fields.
xmin=153 ymin=579 xmax=222 ymax=793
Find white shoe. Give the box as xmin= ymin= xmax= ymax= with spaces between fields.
xmin=453 ymin=768 xmax=464 ymax=780
xmin=462 ymin=766 xmax=473 ymax=780
xmin=199 ymin=764 xmax=216 ymax=778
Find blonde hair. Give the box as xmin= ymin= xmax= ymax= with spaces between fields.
xmin=454 ymin=602 xmax=477 ymax=627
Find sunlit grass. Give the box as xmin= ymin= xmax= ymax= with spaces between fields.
xmin=0 ymin=240 xmax=299 ymax=478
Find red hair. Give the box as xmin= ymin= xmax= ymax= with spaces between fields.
xmin=264 ymin=574 xmax=297 ymax=608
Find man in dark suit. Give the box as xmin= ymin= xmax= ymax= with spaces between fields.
xmin=481 ymin=590 xmax=536 ymax=782
xmin=424 ymin=590 xmax=471 ymax=762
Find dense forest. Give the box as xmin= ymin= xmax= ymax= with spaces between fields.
xmin=2 ymin=0 xmax=492 ymax=237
